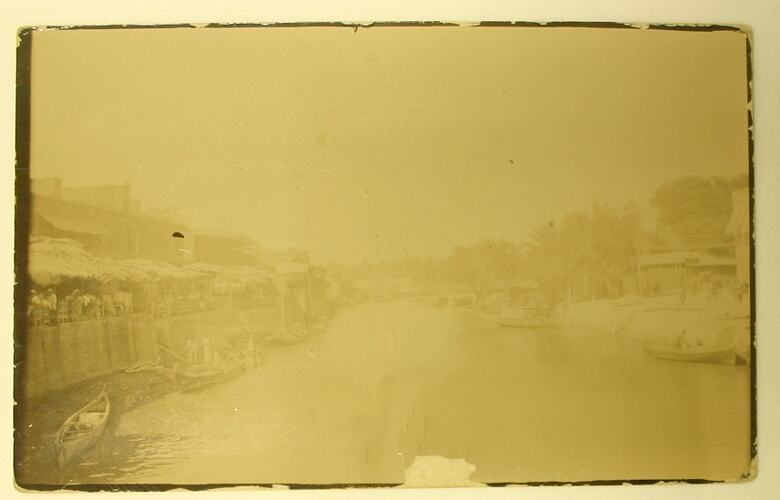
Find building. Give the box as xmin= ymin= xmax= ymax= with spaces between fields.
xmin=30 ymin=178 xmax=194 ymax=264
xmin=637 ymin=251 xmax=736 ymax=295
xmin=60 ymin=182 xmax=134 ymax=212
xmin=192 ymin=231 xmax=262 ymax=267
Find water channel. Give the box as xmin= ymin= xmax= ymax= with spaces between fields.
xmin=57 ymin=299 xmax=751 ymax=485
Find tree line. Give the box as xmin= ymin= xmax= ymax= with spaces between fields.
xmin=342 ymin=174 xmax=748 ymax=306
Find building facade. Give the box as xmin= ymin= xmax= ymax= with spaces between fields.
xmin=30 ymin=179 xmax=193 ymax=264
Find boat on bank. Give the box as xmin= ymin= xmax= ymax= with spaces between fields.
xmin=643 ymin=342 xmax=736 ymax=365
xmin=123 ymin=358 xmax=164 ymax=374
xmin=497 ymin=306 xmax=551 ymax=329
xmin=264 ymin=323 xmax=310 ymax=346
xmin=497 ymin=316 xmax=547 ymax=328
xmin=56 ymin=390 xmax=111 ymax=467
xmin=177 ymin=355 xmax=248 ymax=392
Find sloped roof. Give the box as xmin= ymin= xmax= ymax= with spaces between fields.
xmin=28 ymin=237 xmax=105 ymax=285
xmin=39 ymin=212 xmax=111 ymax=236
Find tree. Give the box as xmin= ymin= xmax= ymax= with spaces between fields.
xmin=446 ymin=239 xmax=522 ymax=302
xmin=650 ymin=174 xmax=748 ymax=249
xmin=587 ymin=201 xmax=645 ymax=297
xmin=523 ymin=202 xmax=648 ymax=303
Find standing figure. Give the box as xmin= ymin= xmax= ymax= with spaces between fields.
xmin=69 ymin=290 xmax=83 ymax=322
xmin=247 ymin=334 xmax=263 ymax=368
xmin=46 ymin=289 xmax=58 ymax=324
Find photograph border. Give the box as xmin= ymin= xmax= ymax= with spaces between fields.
xmin=12 ymin=20 xmax=757 ymax=492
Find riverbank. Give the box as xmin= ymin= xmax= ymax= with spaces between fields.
xmin=15 ymin=366 xmax=178 ymax=485
xmin=16 ymin=300 xmax=751 ymax=485
xmin=559 ymin=293 xmax=751 ymax=361
xmin=15 ymin=304 xmax=334 ymax=485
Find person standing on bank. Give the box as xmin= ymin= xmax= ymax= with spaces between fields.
xmin=46 ymin=289 xmax=57 ymax=324
xmin=247 ymin=333 xmax=262 ymax=368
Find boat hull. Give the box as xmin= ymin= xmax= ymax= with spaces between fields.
xmin=56 ymin=391 xmax=110 ymax=468
xmin=497 ymin=317 xmax=546 ymax=328
xmin=644 ymin=343 xmax=736 ymax=365
xmin=177 ymin=359 xmax=247 ymax=392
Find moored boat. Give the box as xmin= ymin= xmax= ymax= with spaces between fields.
xmin=643 ymin=342 xmax=736 ymax=365
xmin=264 ymin=323 xmax=309 ymax=346
xmin=497 ymin=316 xmax=546 ymax=328
xmin=56 ymin=391 xmax=111 ymax=467
xmin=123 ymin=359 xmax=163 ymax=374
xmin=177 ymin=353 xmax=248 ymax=392
xmin=497 ymin=306 xmax=551 ymax=328
xmin=177 ymin=365 xmax=225 ymax=392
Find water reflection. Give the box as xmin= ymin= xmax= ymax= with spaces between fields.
xmin=55 ymin=300 xmax=750 ymax=485
xmin=67 ymin=433 xmax=195 ymax=484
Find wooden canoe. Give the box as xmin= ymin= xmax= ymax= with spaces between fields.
xmin=264 ymin=325 xmax=309 ymax=346
xmin=123 ymin=360 xmax=163 ymax=373
xmin=56 ymin=391 xmax=111 ymax=468
xmin=177 ymin=356 xmax=247 ymax=393
xmin=497 ymin=316 xmax=547 ymax=328
xmin=497 ymin=307 xmax=551 ymax=328
xmin=177 ymin=365 xmax=224 ymax=392
xmin=644 ymin=342 xmax=736 ymax=365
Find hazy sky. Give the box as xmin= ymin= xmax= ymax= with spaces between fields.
xmin=29 ymin=26 xmax=749 ymax=264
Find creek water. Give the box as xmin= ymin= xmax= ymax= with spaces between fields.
xmin=50 ymin=300 xmax=751 ymax=485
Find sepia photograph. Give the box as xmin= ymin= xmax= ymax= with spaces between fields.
xmin=13 ymin=23 xmax=754 ymax=489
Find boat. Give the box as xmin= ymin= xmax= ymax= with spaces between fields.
xmin=497 ymin=316 xmax=547 ymax=328
xmin=123 ymin=358 xmax=163 ymax=374
xmin=56 ymin=391 xmax=111 ymax=467
xmin=449 ymin=294 xmax=475 ymax=307
xmin=497 ymin=306 xmax=551 ymax=328
xmin=433 ymin=296 xmax=448 ymax=307
xmin=177 ymin=354 xmax=248 ymax=392
xmin=643 ymin=342 xmax=736 ymax=365
xmin=177 ymin=365 xmax=225 ymax=392
xmin=264 ymin=323 xmax=309 ymax=346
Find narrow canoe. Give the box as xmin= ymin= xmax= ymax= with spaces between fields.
xmin=497 ymin=317 xmax=547 ymax=328
xmin=644 ymin=342 xmax=736 ymax=365
xmin=177 ymin=357 xmax=247 ymax=392
xmin=265 ymin=325 xmax=309 ymax=346
xmin=56 ymin=391 xmax=110 ymax=468
xmin=123 ymin=360 xmax=163 ymax=373
xmin=177 ymin=365 xmax=225 ymax=392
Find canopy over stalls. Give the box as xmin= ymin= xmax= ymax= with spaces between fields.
xmin=28 ymin=237 xmax=104 ymax=286
xmin=221 ymin=265 xmax=272 ymax=285
xmin=28 ymin=236 xmax=270 ymax=287
xmin=120 ymin=258 xmax=203 ymax=281
xmin=186 ymin=262 xmax=272 ymax=285
xmin=28 ymin=237 xmax=205 ymax=286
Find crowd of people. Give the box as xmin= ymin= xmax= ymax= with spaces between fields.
xmin=26 ymin=281 xmax=278 ymax=328
xmin=26 ymin=288 xmax=134 ymax=327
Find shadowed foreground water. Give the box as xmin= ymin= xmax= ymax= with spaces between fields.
xmin=46 ymin=300 xmax=750 ymax=485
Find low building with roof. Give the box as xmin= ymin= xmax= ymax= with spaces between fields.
xmin=637 ymin=251 xmax=736 ymax=295
xmin=30 ymin=178 xmax=194 ymax=264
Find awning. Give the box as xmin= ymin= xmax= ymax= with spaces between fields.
xmin=275 ymin=262 xmax=309 ymax=275
xmin=185 ymin=262 xmax=272 ymax=284
xmin=38 ymin=212 xmax=111 ymax=236
xmin=28 ymin=237 xmax=105 ymax=285
xmin=27 ymin=237 xmax=206 ymax=285
xmin=639 ymin=252 xmax=735 ymax=268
